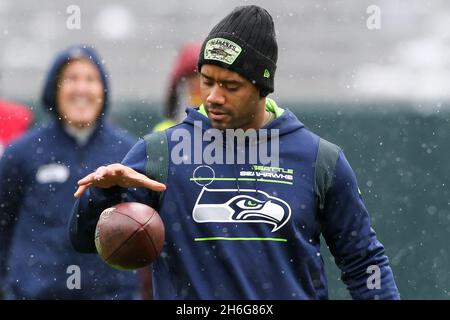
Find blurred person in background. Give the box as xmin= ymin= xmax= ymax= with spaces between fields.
xmin=153 ymin=42 xmax=201 ymax=132
xmin=0 ymin=99 xmax=33 ymax=158
xmin=0 ymin=45 xmax=139 ymax=299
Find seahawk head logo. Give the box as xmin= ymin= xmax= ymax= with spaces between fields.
xmin=193 ymin=188 xmax=291 ymax=232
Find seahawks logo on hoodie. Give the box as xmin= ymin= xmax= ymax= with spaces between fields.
xmin=193 ymin=188 xmax=291 ymax=232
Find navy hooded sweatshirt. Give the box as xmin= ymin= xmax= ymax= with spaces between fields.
xmin=69 ymin=99 xmax=400 ymax=300
xmin=0 ymin=45 xmax=139 ymax=299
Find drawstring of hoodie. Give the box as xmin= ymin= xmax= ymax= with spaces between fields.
xmin=233 ymin=164 xmax=259 ymax=194
xmin=223 ymin=130 xmax=241 ymax=194
xmin=251 ymin=164 xmax=259 ymax=193
xmin=233 ymin=163 xmax=241 ymax=194
xmin=252 ymin=134 xmax=259 ymax=193
xmin=224 ymin=128 xmax=264 ymax=195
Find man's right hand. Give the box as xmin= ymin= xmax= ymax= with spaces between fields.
xmin=74 ymin=163 xmax=166 ymax=198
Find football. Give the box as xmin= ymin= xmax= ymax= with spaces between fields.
xmin=94 ymin=202 xmax=165 ymax=270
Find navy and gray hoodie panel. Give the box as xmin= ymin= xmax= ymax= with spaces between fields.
xmin=70 ymin=103 xmax=399 ymax=300
xmin=0 ymin=45 xmax=138 ymax=299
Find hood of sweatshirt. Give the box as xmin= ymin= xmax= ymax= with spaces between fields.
xmin=180 ymin=98 xmax=305 ymax=193
xmin=41 ymin=44 xmax=110 ymax=118
xmin=182 ymin=98 xmax=304 ymax=138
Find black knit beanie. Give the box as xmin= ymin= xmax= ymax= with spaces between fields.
xmin=197 ymin=5 xmax=278 ymax=97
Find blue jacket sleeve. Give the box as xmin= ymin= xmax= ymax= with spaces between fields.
xmin=320 ymin=151 xmax=400 ymax=300
xmin=0 ymin=145 xmax=26 ymax=288
xmin=68 ymin=139 xmax=158 ymax=253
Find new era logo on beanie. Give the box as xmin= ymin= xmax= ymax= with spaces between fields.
xmin=198 ymin=5 xmax=278 ymax=97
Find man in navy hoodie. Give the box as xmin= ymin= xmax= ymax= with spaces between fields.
xmin=70 ymin=6 xmax=400 ymax=299
xmin=0 ymin=45 xmax=139 ymax=299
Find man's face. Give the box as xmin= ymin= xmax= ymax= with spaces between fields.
xmin=200 ymin=64 xmax=265 ymax=130
xmin=56 ymin=59 xmax=104 ymax=128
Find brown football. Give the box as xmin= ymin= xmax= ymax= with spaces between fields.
xmin=94 ymin=202 xmax=165 ymax=270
